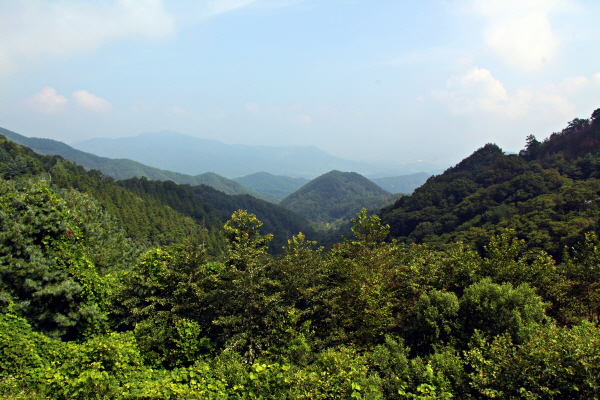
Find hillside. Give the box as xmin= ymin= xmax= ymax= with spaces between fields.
xmin=0 ymin=127 xmax=275 ymax=202
xmin=117 ymin=177 xmax=320 ymax=253
xmin=0 ymin=133 xmax=318 ymax=255
xmin=233 ymin=171 xmax=309 ymax=202
xmin=379 ymin=108 xmax=600 ymax=259
xmin=280 ymin=170 xmax=399 ymax=224
xmin=370 ymin=172 xmax=430 ymax=194
xmin=0 ymin=134 xmax=202 ymax=249
xmin=72 ymin=131 xmax=381 ymax=178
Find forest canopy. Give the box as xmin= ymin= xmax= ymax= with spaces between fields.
xmin=2 ymin=110 xmax=600 ymax=398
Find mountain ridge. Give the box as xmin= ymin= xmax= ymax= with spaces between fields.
xmin=71 ymin=130 xmax=429 ymax=178
xmin=0 ymin=127 xmax=277 ymax=202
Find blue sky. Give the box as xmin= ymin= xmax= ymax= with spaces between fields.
xmin=1 ymin=0 xmax=599 ymax=170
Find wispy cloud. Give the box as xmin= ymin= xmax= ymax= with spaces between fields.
xmin=72 ymin=90 xmax=113 ymax=113
xmin=432 ymin=67 xmax=579 ymax=118
xmin=0 ymin=0 xmax=176 ymax=74
xmin=463 ymin=0 xmax=575 ymax=71
xmin=27 ymin=87 xmax=113 ymax=114
xmin=26 ymin=87 xmax=68 ymax=114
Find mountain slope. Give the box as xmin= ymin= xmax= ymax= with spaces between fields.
xmin=0 ymin=132 xmax=319 ymax=254
xmin=0 ymin=133 xmax=202 ymax=247
xmin=233 ymin=172 xmax=309 ymax=202
xmin=280 ymin=170 xmax=399 ymax=224
xmin=379 ymin=108 xmax=600 ymax=258
xmin=117 ymin=177 xmax=320 ymax=253
xmin=72 ymin=131 xmax=378 ymax=178
xmin=0 ymin=127 xmax=275 ymax=202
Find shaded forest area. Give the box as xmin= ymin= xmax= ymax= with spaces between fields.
xmin=2 ymin=110 xmax=600 ymax=398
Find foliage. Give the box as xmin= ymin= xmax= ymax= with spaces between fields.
xmin=467 ymin=321 xmax=600 ymax=399
xmin=6 ymin=111 xmax=600 ymax=397
xmin=113 ymin=240 xmax=214 ymax=368
xmin=0 ymin=179 xmax=111 ymax=340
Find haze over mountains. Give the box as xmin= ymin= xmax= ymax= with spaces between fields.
xmin=72 ymin=131 xmax=441 ymax=179
xmin=0 ymin=126 xmax=432 ymax=209
xmin=0 ymin=127 xmax=279 ymax=202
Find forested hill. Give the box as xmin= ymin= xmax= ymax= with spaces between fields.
xmin=117 ymin=177 xmax=320 ymax=252
xmin=0 ymin=134 xmax=317 ymax=255
xmin=0 ymin=127 xmax=276 ymax=202
xmin=280 ymin=170 xmax=400 ymax=224
xmin=380 ymin=108 xmax=600 ymax=258
xmin=520 ymin=109 xmax=600 ymax=162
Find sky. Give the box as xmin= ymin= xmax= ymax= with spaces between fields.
xmin=1 ymin=0 xmax=599 ymax=170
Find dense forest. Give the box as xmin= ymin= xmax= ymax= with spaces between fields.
xmin=2 ymin=110 xmax=600 ymax=398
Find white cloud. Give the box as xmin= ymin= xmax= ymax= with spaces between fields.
xmin=432 ymin=67 xmax=575 ymax=118
xmin=560 ymin=76 xmax=589 ymax=92
xmin=0 ymin=0 xmax=176 ymax=74
xmin=593 ymin=73 xmax=600 ymax=85
xmin=466 ymin=0 xmax=570 ymax=71
xmin=202 ymin=0 xmax=256 ymax=17
xmin=72 ymin=90 xmax=113 ymax=112
xmin=26 ymin=87 xmax=68 ymax=114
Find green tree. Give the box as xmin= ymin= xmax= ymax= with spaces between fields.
xmin=458 ymin=278 xmax=549 ymax=346
xmin=561 ymin=232 xmax=600 ymax=323
xmin=113 ymin=239 xmax=213 ymax=368
xmin=467 ymin=322 xmax=600 ymax=399
xmin=0 ymin=179 xmax=110 ymax=340
xmin=211 ymin=211 xmax=286 ymax=361
xmin=222 ymin=209 xmax=273 ymax=270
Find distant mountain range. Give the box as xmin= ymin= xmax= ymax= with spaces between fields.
xmin=0 ymin=127 xmax=431 ymax=205
xmin=71 ymin=131 xmax=437 ymax=179
xmin=0 ymin=127 xmax=277 ymax=202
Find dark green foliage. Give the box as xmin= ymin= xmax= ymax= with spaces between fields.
xmin=403 ymin=290 xmax=460 ymax=356
xmin=56 ymin=188 xmax=140 ymax=274
xmin=0 ymin=180 xmax=110 ymax=340
xmin=380 ymin=139 xmax=600 ymax=260
xmin=114 ymin=240 xmax=214 ymax=368
xmin=47 ymin=161 xmax=198 ymax=246
xmin=561 ymin=232 xmax=600 ymax=324
xmin=117 ymin=176 xmax=319 ymax=254
xmin=211 ymin=211 xmax=289 ymax=359
xmin=458 ymin=279 xmax=549 ymax=346
xmin=7 ymin=111 xmax=600 ymax=397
